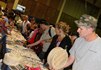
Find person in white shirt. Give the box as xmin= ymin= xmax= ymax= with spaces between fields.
xmin=27 ymin=19 xmax=56 ymax=61
xmin=21 ymin=15 xmax=31 ymax=39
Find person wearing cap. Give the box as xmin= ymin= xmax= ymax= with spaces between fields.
xmin=64 ymin=14 xmax=101 ymax=70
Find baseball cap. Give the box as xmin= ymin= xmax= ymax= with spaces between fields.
xmin=75 ymin=14 xmax=98 ymax=28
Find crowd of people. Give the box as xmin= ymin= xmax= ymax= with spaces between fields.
xmin=0 ymin=5 xmax=101 ymax=70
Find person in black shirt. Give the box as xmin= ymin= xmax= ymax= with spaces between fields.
xmin=45 ymin=21 xmax=72 ymax=68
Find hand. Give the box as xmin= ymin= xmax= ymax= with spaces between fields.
xmin=26 ymin=44 xmax=32 ymax=48
xmin=49 ymin=66 xmax=55 ymax=70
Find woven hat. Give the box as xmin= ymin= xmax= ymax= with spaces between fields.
xmin=75 ymin=14 xmax=98 ymax=28
xmin=47 ymin=47 xmax=68 ymax=70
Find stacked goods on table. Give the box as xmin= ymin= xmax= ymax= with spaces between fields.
xmin=4 ymin=29 xmax=48 ymax=70
xmin=3 ymin=52 xmax=22 ymax=66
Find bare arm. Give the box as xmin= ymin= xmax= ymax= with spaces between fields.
xmin=64 ymin=55 xmax=75 ymax=67
xmin=27 ymin=37 xmax=52 ymax=48
xmin=27 ymin=39 xmax=42 ymax=47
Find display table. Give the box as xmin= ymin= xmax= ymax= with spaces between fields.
xmin=3 ymin=29 xmax=48 ymax=70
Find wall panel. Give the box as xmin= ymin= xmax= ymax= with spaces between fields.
xmin=18 ymin=0 xmax=63 ymax=23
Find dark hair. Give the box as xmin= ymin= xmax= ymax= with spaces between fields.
xmin=70 ymin=31 xmax=79 ymax=37
xmin=39 ymin=19 xmax=49 ymax=25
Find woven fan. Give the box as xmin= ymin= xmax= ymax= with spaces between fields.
xmin=47 ymin=47 xmax=68 ymax=70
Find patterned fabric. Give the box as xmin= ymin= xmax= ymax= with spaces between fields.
xmin=75 ymin=14 xmax=98 ymax=28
